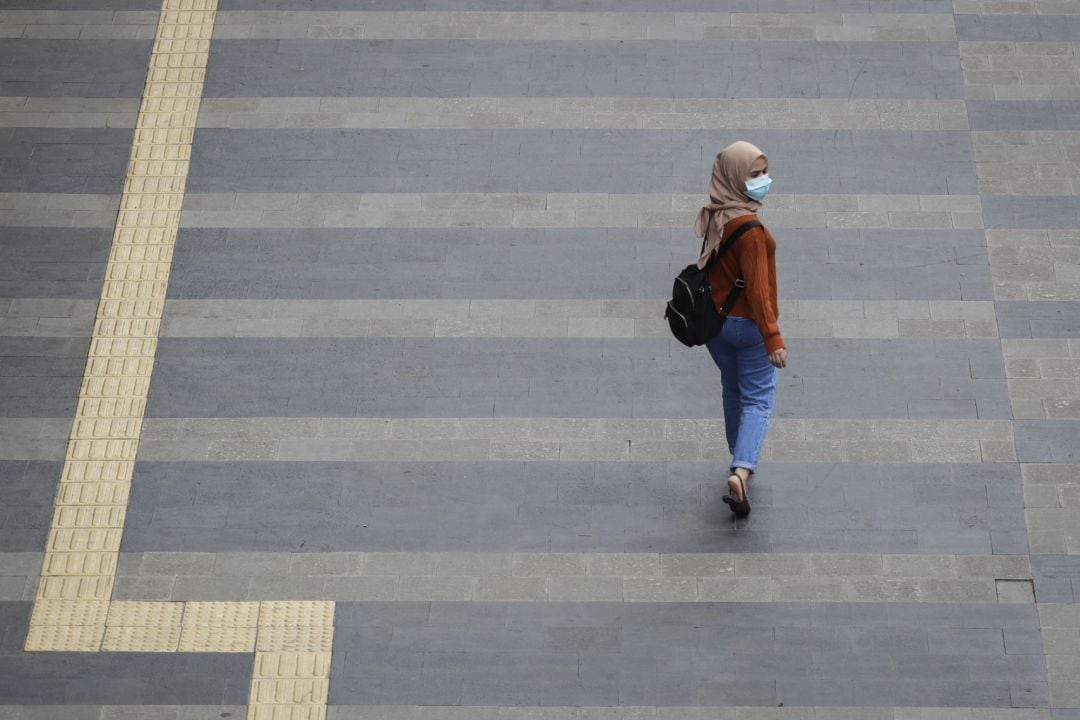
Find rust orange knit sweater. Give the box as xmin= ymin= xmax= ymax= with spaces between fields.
xmin=707 ymin=214 xmax=785 ymax=354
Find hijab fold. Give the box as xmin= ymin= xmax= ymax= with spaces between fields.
xmin=694 ymin=141 xmax=767 ymax=268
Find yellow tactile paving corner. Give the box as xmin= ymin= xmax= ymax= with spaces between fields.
xmin=103 ymin=624 xmax=184 ymax=652
xmin=249 ymin=606 xmax=334 ymax=720
xmin=178 ymin=601 xmax=260 ymax=652
xmin=184 ymin=600 xmax=262 ymax=627
xmin=103 ymin=601 xmax=185 ymax=652
xmin=108 ymin=600 xmax=186 ymax=627
xmin=258 ymin=601 xmax=336 ymax=628
xmin=178 ymin=624 xmax=260 ymax=653
xmin=255 ymin=601 xmax=336 ymax=653
xmin=25 ymin=600 xmax=110 ymax=652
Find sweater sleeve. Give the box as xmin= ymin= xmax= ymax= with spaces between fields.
xmin=739 ymin=229 xmax=785 ymax=354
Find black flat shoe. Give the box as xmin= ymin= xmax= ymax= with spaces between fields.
xmin=722 ymin=473 xmax=751 ymax=518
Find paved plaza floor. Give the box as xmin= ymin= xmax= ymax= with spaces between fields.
xmin=1 ymin=0 xmax=1080 ymax=718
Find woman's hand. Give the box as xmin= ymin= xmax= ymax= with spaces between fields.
xmin=769 ymin=348 xmax=787 ymax=368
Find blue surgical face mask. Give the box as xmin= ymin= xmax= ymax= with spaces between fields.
xmin=745 ymin=174 xmax=772 ymax=202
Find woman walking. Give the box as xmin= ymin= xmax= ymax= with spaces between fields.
xmin=694 ymin=141 xmax=787 ymax=518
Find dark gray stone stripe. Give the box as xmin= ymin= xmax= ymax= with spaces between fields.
xmin=144 ymin=337 xmax=1010 ymax=420
xmin=0 ymin=601 xmax=29 ymax=653
xmin=955 ymin=14 xmax=1080 ymax=42
xmin=0 ymin=644 xmax=252 ymax=704
xmin=122 ymin=460 xmax=1025 ymax=554
xmin=167 ymin=227 xmax=991 ymax=301
xmin=0 ymin=461 xmax=58 ymax=553
xmin=328 ymin=601 xmax=1043 ymax=707
xmin=0 ymin=128 xmax=134 ymax=194
xmin=982 ymin=196 xmax=1080 ymax=231
xmin=0 ymin=40 xmax=155 ymax=98
xmin=202 ymin=40 xmax=963 ymax=101
xmin=218 ymin=0 xmax=953 ymax=11
xmin=0 ymin=228 xmax=112 ymax=300
xmin=185 ymin=129 xmax=975 ymax=195
xmin=967 ymin=101 xmax=1080 ymax=131
xmin=1015 ymin=420 xmax=1080 ymax=464
xmin=0 ymin=0 xmax=158 ymax=7
xmin=1031 ymin=555 xmax=1080 ymax=604
xmin=0 ymin=337 xmax=88 ymax=418
xmin=996 ymin=302 xmax=1080 ymax=339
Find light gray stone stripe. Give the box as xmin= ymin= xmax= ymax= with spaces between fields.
xmin=0 ymin=419 xmax=73 ymax=461
xmin=988 ymin=229 xmax=1080 ymax=301
xmin=0 ymin=193 xmax=121 ymax=228
xmin=975 ymin=131 xmax=1080 ymax=195
xmin=134 ymin=417 xmax=1017 ymax=464
xmin=161 ymin=299 xmax=999 ymax=340
xmin=955 ymin=0 xmax=1080 ymax=13
xmin=113 ymin=550 xmax=1032 ymax=604
xmin=961 ymin=41 xmax=1080 ymax=102
xmin=1041 ymin=603 xmax=1080 ymax=707
xmin=196 ymin=97 xmax=970 ymax=131
xmin=0 ymin=97 xmax=139 ymax=128
xmin=1003 ymin=339 xmax=1080 ymax=420
xmin=325 ymin=708 xmax=1051 ymax=720
xmin=0 ymin=299 xmax=97 ymax=337
xmin=211 ymin=11 xmax=957 ymax=42
xmin=181 ymin=193 xmax=985 ymax=230
xmin=0 ymin=10 xmax=159 ymax=39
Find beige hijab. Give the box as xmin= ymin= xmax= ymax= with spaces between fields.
xmin=694 ymin=141 xmax=767 ymax=268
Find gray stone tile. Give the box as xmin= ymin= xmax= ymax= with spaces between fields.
xmin=0 ymin=228 xmax=111 ymax=300
xmin=204 ymin=39 xmax=962 ymax=101
xmin=329 ymin=601 xmax=1041 ymax=706
xmin=1031 ymin=555 xmax=1080 ymax=604
xmin=854 ymin=678 xmax=1012 ymax=706
xmin=0 ymin=0 xmax=158 ymax=7
xmin=997 ymin=302 xmax=1080 ymax=339
xmin=0 ymin=39 xmax=153 ymax=97
xmin=220 ymin=0 xmax=949 ymax=8
xmin=146 ymin=337 xmax=1009 ymax=420
xmin=0 ymin=462 xmax=58 ymax=551
xmin=168 ymin=227 xmax=990 ymax=302
xmin=0 ymin=338 xmax=87 ymax=418
xmin=0 ymin=707 xmax=101 ymax=720
xmin=187 ymin=129 xmax=975 ymax=194
xmin=983 ymin=196 xmax=1080 ymax=231
xmin=0 ymin=601 xmax=30 ymax=653
xmin=1014 ymin=420 xmax=1080 ymax=463
xmin=955 ymin=14 xmax=1080 ymax=42
xmin=967 ymin=101 xmax=1080 ymax=132
xmin=122 ymin=461 xmax=1023 ymax=554
xmin=0 ymin=128 xmax=132 ymax=193
xmin=0 ymin=652 xmax=251 ymax=704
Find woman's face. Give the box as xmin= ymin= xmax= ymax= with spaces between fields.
xmin=748 ymin=156 xmax=768 ymax=180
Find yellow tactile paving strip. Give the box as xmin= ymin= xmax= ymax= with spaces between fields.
xmin=20 ymin=3 xmax=334 ymax=719
xmin=27 ymin=0 xmax=218 ymax=649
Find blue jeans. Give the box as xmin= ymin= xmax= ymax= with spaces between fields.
xmin=705 ymin=316 xmax=777 ymax=473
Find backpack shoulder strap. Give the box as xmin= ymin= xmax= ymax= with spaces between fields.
xmin=716 ymin=219 xmax=762 ymax=257
xmin=701 ymin=218 xmax=762 ymax=268
xmin=714 ymin=220 xmax=763 ymax=318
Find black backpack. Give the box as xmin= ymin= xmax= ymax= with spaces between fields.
xmin=664 ymin=217 xmax=762 ymax=348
